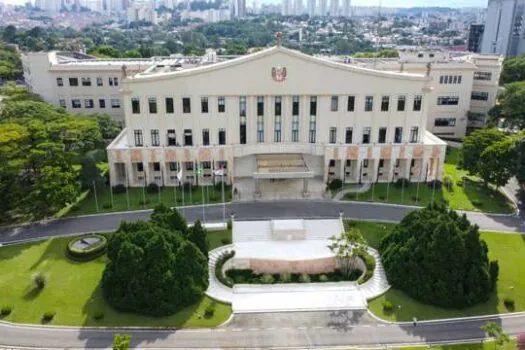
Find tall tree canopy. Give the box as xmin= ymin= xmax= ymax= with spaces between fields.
xmin=496 ymin=81 xmax=525 ymax=130
xmin=462 ymin=128 xmax=506 ymax=175
xmin=380 ymin=205 xmax=498 ymax=309
xmin=500 ymin=54 xmax=525 ymax=85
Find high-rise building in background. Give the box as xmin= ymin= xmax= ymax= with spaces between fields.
xmin=468 ymin=24 xmax=485 ymax=53
xmin=293 ymin=0 xmax=302 ymax=15
xmin=318 ymin=0 xmax=326 ymax=16
xmin=342 ymin=0 xmax=350 ymax=17
xmin=307 ymin=0 xmax=315 ymax=16
xmin=234 ymin=0 xmax=246 ymax=17
xmin=329 ymin=0 xmax=338 ymax=16
xmin=481 ymin=0 xmax=525 ymax=56
xmin=281 ymin=0 xmax=291 ymax=15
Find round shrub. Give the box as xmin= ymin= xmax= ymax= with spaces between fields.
xmin=1 ymin=306 xmax=12 ymax=317
xmin=382 ymin=300 xmax=393 ymax=312
xmin=146 ymin=182 xmax=159 ymax=194
xmin=102 ymin=203 xmax=113 ymax=209
xmin=394 ymin=178 xmax=410 ymax=189
xmin=42 ymin=311 xmax=55 ymax=323
xmin=280 ymin=273 xmax=292 ymax=283
xmin=319 ymin=274 xmax=329 ymax=282
xmin=93 ymin=311 xmax=104 ymax=321
xmin=328 ymin=179 xmax=343 ymax=191
xmin=380 ymin=205 xmax=498 ymax=309
xmin=443 ymin=175 xmax=453 ymax=192
xmin=220 ymin=237 xmax=232 ymax=245
xmin=112 ymin=184 xmax=126 ymax=194
xmin=299 ymin=273 xmax=311 ymax=283
xmin=67 ymin=234 xmax=108 ymax=261
xmin=204 ymin=301 xmax=216 ymax=318
xmin=259 ymin=274 xmax=274 ymax=284
xmin=138 ymin=199 xmax=149 ymax=206
xmin=504 ymin=297 xmax=515 ymax=310
xmin=32 ymin=272 xmax=46 ymax=290
xmin=427 ymin=180 xmax=442 ymax=190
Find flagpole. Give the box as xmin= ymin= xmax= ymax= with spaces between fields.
xmin=93 ymin=181 xmax=99 ymax=213
xmin=125 ymin=166 xmax=130 ymax=210
xmin=142 ymin=175 xmax=146 ymax=210
xmin=221 ymin=169 xmax=226 ymax=225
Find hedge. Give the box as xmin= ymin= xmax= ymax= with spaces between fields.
xmin=357 ymin=250 xmax=376 ymax=285
xmin=215 ymin=250 xmax=235 ymax=287
xmin=66 ymin=234 xmax=108 ymax=261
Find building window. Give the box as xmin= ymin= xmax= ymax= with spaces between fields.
xmin=257 ymin=114 xmax=264 ymax=143
xmin=111 ymin=99 xmax=120 ymax=108
xmin=84 ymin=99 xmax=94 ymax=108
xmin=347 ymin=95 xmax=355 ymax=112
xmin=202 ymin=129 xmax=210 ymax=146
xmin=131 ymin=97 xmax=140 ymax=114
xmin=378 ymin=127 xmax=387 ymax=143
xmin=274 ymin=115 xmax=282 ymax=142
xmin=439 ymin=75 xmax=444 ymax=84
xmin=183 ymin=97 xmax=191 ymax=113
xmin=381 ymin=96 xmax=389 ymax=112
xmin=257 ymin=96 xmax=264 ymax=116
xmin=56 ymin=77 xmax=63 ymax=86
xmin=134 ymin=130 xmax=143 ymax=146
xmin=201 ymin=97 xmax=209 ymax=113
xmin=148 ymin=97 xmax=157 ymax=114
xmin=239 ymin=96 xmax=247 ymax=145
xmin=468 ymin=112 xmax=485 ymax=121
xmin=217 ymin=160 xmax=228 ymax=170
xmin=437 ymin=96 xmax=459 ymax=105
xmin=362 ymin=127 xmax=371 ymax=144
xmin=363 ymin=159 xmax=369 ymax=168
xmin=99 ymin=99 xmax=105 ymax=108
xmin=71 ymin=99 xmax=81 ymax=108
xmin=275 ymin=96 xmax=282 ymax=116
xmin=151 ymin=129 xmax=160 ymax=146
xmin=169 ymin=162 xmax=178 ymax=172
xmin=81 ymin=77 xmax=91 ymax=86
xmin=471 ymin=91 xmax=489 ymax=101
xmin=453 ymin=75 xmax=458 ymax=84
xmin=310 ymin=96 xmax=317 ymax=116
xmin=458 ymin=76 xmax=462 ymax=84
xmin=165 ymin=97 xmax=174 ymax=113
xmin=96 ymin=77 xmax=103 ymax=86
xmin=329 ymin=127 xmax=337 ymax=144
xmin=330 ymin=96 xmax=338 ymax=112
xmin=69 ymin=77 xmax=78 ymax=86
xmin=410 ymin=126 xmax=419 ymax=143
xmin=218 ymin=128 xmax=226 ymax=145
xmin=345 ymin=127 xmax=353 ymax=144
xmin=218 ymin=96 xmax=225 ymax=113
xmin=292 ymin=114 xmax=299 ymax=142
xmin=413 ymin=95 xmax=422 ymax=111
xmin=434 ymin=118 xmax=457 ymax=127
xmin=474 ymin=72 xmax=492 ymax=81
xmin=397 ymin=95 xmax=406 ymax=111
xmin=59 ymin=99 xmax=66 ymax=108
xmin=365 ymin=96 xmax=373 ymax=112
xmin=109 ymin=77 xmax=118 ymax=86
xmin=202 ymin=161 xmax=211 ymax=169
xmin=394 ymin=127 xmax=403 ymax=143
xmin=185 ymin=162 xmax=194 ymax=171
xmin=167 ymin=129 xmax=177 ymax=146
xmin=136 ymin=162 xmax=144 ymax=172
xmin=309 ymin=97 xmax=317 ymax=143
xmin=184 ymin=129 xmax=193 ymax=146
xmin=292 ymin=95 xmax=299 ymax=116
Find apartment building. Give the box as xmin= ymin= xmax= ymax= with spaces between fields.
xmin=106 ymin=44 xmax=446 ymax=199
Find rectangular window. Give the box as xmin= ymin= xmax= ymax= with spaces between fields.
xmin=59 ymin=99 xmax=66 ymax=108
xmin=218 ymin=128 xmax=226 ymax=145
xmin=437 ymin=96 xmax=459 ymax=105
xmin=330 ymin=96 xmax=338 ymax=112
xmin=169 ymin=162 xmax=178 ymax=172
xmin=69 ymin=77 xmax=78 ymax=86
xmin=310 ymin=96 xmax=317 ymax=116
xmin=471 ymin=91 xmax=489 ymax=101
xmin=275 ymin=96 xmax=282 ymax=116
xmin=379 ymin=159 xmax=385 ymax=168
xmin=81 ymin=77 xmax=91 ymax=86
xmin=99 ymin=99 xmax=105 ymax=108
xmin=381 ymin=96 xmax=389 ymax=112
xmin=131 ymin=97 xmax=140 ymax=114
xmin=148 ymin=97 xmax=157 ymax=114
xmin=474 ymin=72 xmax=492 ymax=81
xmin=309 ymin=115 xmax=316 ymax=143
xmin=184 ymin=129 xmax=193 ymax=146
xmin=363 ymin=159 xmax=369 ymax=168
xmin=201 ymin=97 xmax=209 ymax=113
xmin=257 ymin=96 xmax=264 ymax=116
xmin=439 ymin=75 xmax=444 ymax=84
xmin=292 ymin=114 xmax=299 ymax=142
xmin=109 ymin=77 xmax=119 ymax=86
xmin=410 ymin=126 xmax=419 ymax=143
xmin=71 ymin=99 xmax=81 ymax=108
xmin=453 ymin=75 xmax=458 ymax=84
xmin=218 ymin=96 xmax=225 ymax=113
xmin=165 ymin=97 xmax=174 ymax=113
xmin=397 ymin=95 xmax=406 ymax=111
xmin=239 ymin=96 xmax=247 ymax=145
xmin=167 ymin=129 xmax=177 ymax=146
xmin=151 ymin=129 xmax=160 ymax=146
xmin=347 ymin=95 xmax=355 ymax=112
xmin=56 ymin=77 xmax=63 ymax=86
xmin=257 ymin=114 xmax=264 ymax=143
xmin=378 ymin=127 xmax=387 ymax=143
xmin=413 ymin=95 xmax=422 ymax=111
xmin=458 ymin=75 xmax=462 ymax=84
xmin=292 ymin=95 xmax=300 ymax=116
xmin=345 ymin=127 xmax=353 ymax=144
xmin=274 ymin=115 xmax=282 ymax=142
xmin=362 ymin=127 xmax=371 ymax=144
xmin=84 ymin=99 xmax=94 ymax=108
xmin=96 ymin=77 xmax=103 ymax=86
xmin=134 ymin=130 xmax=143 ymax=146
xmin=183 ymin=97 xmax=191 ymax=113
xmin=202 ymin=161 xmax=211 ymax=169
xmin=136 ymin=162 xmax=144 ymax=172
xmin=329 ymin=127 xmax=337 ymax=144
xmin=185 ymin=162 xmax=194 ymax=171
xmin=365 ymin=96 xmax=373 ymax=112
xmin=434 ymin=118 xmax=457 ymax=127
xmin=394 ymin=127 xmax=403 ymax=143
xmin=108 ymin=77 xmax=113 ymax=86
xmin=111 ymin=98 xmax=120 ymax=108
xmin=202 ymin=129 xmax=209 ymax=146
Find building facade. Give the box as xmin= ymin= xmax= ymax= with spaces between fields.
xmin=468 ymin=23 xmax=485 ymax=53
xmin=107 ymin=45 xmax=447 ymax=199
xmin=481 ymin=0 xmax=525 ymax=56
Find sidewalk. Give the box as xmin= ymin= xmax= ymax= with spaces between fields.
xmin=332 ymin=183 xmax=372 ymax=200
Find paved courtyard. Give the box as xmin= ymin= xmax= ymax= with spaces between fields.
xmin=234 ymin=178 xmax=327 ymax=201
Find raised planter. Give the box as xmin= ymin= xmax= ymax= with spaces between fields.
xmin=66 ymin=234 xmax=108 ymax=261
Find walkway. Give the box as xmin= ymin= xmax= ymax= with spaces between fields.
xmin=333 ymin=182 xmax=372 ymax=200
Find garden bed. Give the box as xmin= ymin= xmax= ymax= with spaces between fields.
xmin=224 ymin=268 xmax=363 ymax=285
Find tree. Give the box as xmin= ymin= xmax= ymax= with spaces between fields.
xmin=79 ymin=155 xmax=105 ymax=190
xmin=187 ymin=220 xmax=208 ymax=257
xmin=93 ymin=113 xmax=122 ymax=142
xmin=112 ymin=334 xmax=131 ymax=350
xmin=88 ymin=45 xmax=121 ymax=58
xmin=103 ymin=220 xmax=208 ymax=316
xmin=478 ymin=138 xmax=517 ymax=187
xmin=150 ymin=204 xmax=188 ymax=234
xmin=481 ymin=322 xmax=510 ymax=350
xmin=496 ymin=81 xmax=525 ymax=130
xmin=380 ymin=205 xmax=498 ymax=308
xmin=2 ymin=25 xmax=17 ymax=43
xmin=500 ymin=54 xmax=525 ymax=85
xmin=462 ymin=128 xmax=506 ymax=175
xmin=328 ymin=227 xmax=367 ymax=277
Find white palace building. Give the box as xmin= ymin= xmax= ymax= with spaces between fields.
xmin=104 ymin=42 xmax=448 ymax=198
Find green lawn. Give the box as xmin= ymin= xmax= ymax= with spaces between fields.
xmin=0 ymin=233 xmax=232 ymax=327
xmin=343 ymin=147 xmax=514 ymax=214
xmin=66 ymin=185 xmax=232 ymax=217
xmin=208 ymin=229 xmax=232 ymax=250
xmin=344 ymin=220 xmax=396 ymax=249
xmin=369 ymin=231 xmax=525 ymax=321
xmin=395 ymin=340 xmax=516 ymax=350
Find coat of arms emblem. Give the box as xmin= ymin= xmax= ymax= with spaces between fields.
xmin=271 ymin=67 xmax=287 ymax=82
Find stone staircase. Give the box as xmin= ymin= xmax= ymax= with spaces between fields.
xmin=358 ymin=248 xmax=391 ymax=301
xmin=206 ymin=245 xmax=236 ymax=304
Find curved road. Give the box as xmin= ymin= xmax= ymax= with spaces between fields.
xmin=0 ymin=200 xmax=524 ymax=348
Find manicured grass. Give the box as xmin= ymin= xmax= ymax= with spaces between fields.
xmin=344 ymin=220 xmax=396 ymax=249
xmin=66 ymin=185 xmax=232 ymax=217
xmin=343 ymin=147 xmax=513 ymax=214
xmin=208 ymin=229 xmax=232 ymax=250
xmin=369 ymin=231 xmax=525 ymax=321
xmin=397 ymin=339 xmax=516 ymax=350
xmin=0 ymin=234 xmax=231 ymax=327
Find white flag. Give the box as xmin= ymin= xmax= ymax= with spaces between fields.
xmin=177 ymin=169 xmax=183 ymax=181
xmin=213 ymin=168 xmax=224 ymax=176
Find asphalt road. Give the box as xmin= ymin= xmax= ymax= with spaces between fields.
xmin=0 ymin=200 xmax=524 ymax=244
